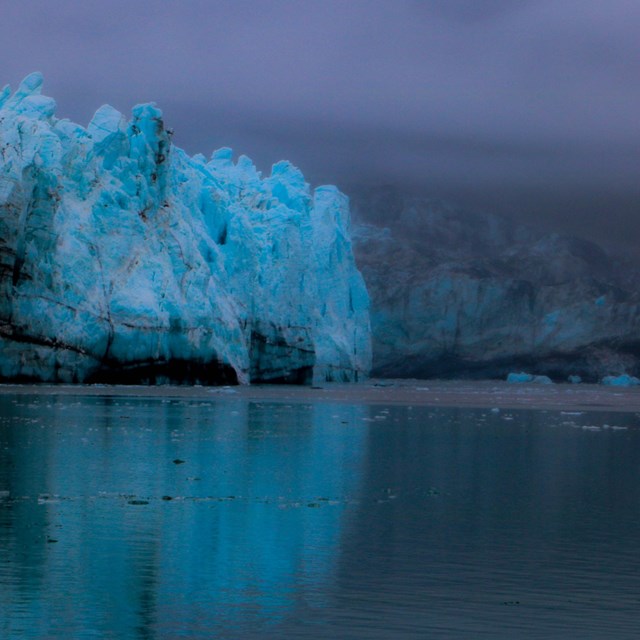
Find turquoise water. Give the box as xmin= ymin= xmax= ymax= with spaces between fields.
xmin=1 ymin=392 xmax=640 ymax=638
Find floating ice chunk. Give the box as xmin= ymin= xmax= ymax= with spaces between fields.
xmin=568 ymin=375 xmax=582 ymax=384
xmin=507 ymin=372 xmax=533 ymax=383
xmin=601 ymin=374 xmax=640 ymax=387
xmin=506 ymin=372 xmax=553 ymax=384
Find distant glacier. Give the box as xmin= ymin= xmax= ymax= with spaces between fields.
xmin=351 ymin=187 xmax=640 ymax=382
xmin=0 ymin=73 xmax=371 ymax=384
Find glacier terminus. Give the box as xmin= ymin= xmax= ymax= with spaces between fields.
xmin=0 ymin=73 xmax=371 ymax=384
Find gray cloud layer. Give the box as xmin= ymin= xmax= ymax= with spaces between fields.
xmin=2 ymin=0 xmax=638 ymax=251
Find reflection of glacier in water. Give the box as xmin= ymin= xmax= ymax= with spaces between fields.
xmin=0 ymin=395 xmax=369 ymax=638
xmin=3 ymin=390 xmax=640 ymax=638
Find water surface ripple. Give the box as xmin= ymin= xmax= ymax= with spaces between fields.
xmin=1 ymin=392 xmax=639 ymax=638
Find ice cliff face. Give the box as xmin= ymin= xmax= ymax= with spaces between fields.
xmin=352 ymin=187 xmax=640 ymax=382
xmin=0 ymin=73 xmax=371 ymax=384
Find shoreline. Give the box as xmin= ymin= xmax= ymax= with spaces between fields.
xmin=1 ymin=379 xmax=639 ymax=412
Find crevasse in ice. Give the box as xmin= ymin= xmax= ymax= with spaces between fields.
xmin=0 ymin=73 xmax=371 ymax=384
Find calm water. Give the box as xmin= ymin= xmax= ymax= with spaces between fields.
xmin=1 ymin=391 xmax=640 ymax=639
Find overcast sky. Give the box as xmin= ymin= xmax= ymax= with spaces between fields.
xmin=2 ymin=0 xmax=639 ymax=252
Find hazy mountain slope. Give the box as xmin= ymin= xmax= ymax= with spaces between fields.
xmin=351 ymin=187 xmax=640 ymax=381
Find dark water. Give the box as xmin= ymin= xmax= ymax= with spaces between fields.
xmin=1 ymin=392 xmax=640 ymax=639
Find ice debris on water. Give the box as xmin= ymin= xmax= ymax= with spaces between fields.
xmin=0 ymin=73 xmax=371 ymax=385
xmin=506 ymin=372 xmax=553 ymax=384
xmin=601 ymin=374 xmax=640 ymax=387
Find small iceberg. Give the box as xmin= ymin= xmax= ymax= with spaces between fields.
xmin=506 ymin=372 xmax=553 ymax=384
xmin=601 ymin=374 xmax=640 ymax=387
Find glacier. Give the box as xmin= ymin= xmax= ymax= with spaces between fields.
xmin=0 ymin=73 xmax=371 ymax=384
xmin=351 ymin=187 xmax=640 ymax=383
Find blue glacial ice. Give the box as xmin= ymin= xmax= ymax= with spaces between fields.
xmin=506 ymin=372 xmax=553 ymax=384
xmin=0 ymin=73 xmax=371 ymax=384
xmin=601 ymin=374 xmax=640 ymax=387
